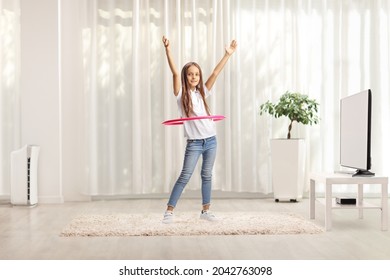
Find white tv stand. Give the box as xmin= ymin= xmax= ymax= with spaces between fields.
xmin=309 ymin=172 xmax=388 ymax=231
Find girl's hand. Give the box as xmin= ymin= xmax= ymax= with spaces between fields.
xmin=225 ymin=40 xmax=237 ymax=55
xmin=162 ymin=36 xmax=170 ymax=49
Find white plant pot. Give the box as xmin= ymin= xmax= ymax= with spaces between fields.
xmin=271 ymin=139 xmax=305 ymax=202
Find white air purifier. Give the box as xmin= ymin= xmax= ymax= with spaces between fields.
xmin=10 ymin=145 xmax=40 ymax=206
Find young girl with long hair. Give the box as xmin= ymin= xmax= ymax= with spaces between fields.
xmin=162 ymin=36 xmax=237 ymax=223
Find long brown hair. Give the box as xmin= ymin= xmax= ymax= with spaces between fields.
xmin=181 ymin=62 xmax=211 ymax=117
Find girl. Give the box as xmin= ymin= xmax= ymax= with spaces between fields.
xmin=162 ymin=35 xmax=237 ymax=223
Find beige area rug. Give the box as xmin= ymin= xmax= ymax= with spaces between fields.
xmin=60 ymin=212 xmax=324 ymax=237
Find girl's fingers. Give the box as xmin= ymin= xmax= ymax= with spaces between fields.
xmin=162 ymin=36 xmax=169 ymax=47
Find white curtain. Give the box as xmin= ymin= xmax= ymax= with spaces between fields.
xmin=81 ymin=0 xmax=390 ymax=196
xmin=0 ymin=0 xmax=20 ymax=196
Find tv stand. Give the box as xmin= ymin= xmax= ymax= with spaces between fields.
xmin=353 ymin=169 xmax=375 ymax=177
xmin=310 ymin=172 xmax=388 ymax=231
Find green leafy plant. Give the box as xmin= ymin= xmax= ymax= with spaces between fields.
xmin=259 ymin=91 xmax=320 ymax=139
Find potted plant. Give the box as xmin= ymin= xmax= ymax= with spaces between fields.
xmin=259 ymin=91 xmax=319 ymax=202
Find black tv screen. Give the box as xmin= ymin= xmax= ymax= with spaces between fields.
xmin=339 ymin=89 xmax=374 ymax=176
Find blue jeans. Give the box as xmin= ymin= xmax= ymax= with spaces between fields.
xmin=167 ymin=136 xmax=217 ymax=208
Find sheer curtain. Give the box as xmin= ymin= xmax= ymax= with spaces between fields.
xmin=81 ymin=0 xmax=390 ymax=196
xmin=0 ymin=0 xmax=20 ymax=196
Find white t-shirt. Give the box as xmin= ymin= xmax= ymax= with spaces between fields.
xmin=176 ymin=86 xmax=216 ymax=139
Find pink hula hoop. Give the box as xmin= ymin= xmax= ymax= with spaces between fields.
xmin=162 ymin=115 xmax=225 ymax=126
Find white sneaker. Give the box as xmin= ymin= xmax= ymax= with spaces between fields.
xmin=162 ymin=211 xmax=174 ymax=224
xmin=200 ymin=211 xmax=218 ymax=222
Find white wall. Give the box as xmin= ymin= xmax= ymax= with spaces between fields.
xmin=20 ymin=0 xmax=63 ymax=203
xmin=20 ymin=0 xmax=88 ymax=203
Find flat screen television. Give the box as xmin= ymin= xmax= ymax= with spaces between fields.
xmin=339 ymin=89 xmax=374 ymax=177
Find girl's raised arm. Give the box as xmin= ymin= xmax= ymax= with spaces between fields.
xmin=205 ymin=40 xmax=237 ymax=91
xmin=162 ymin=36 xmax=180 ymax=96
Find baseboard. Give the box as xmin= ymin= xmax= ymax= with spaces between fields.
xmin=0 ymin=194 xmax=10 ymax=200
xmin=92 ymin=191 xmax=274 ymax=201
xmin=38 ymin=195 xmax=64 ymax=204
xmin=1 ymin=194 xmax=64 ymax=204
